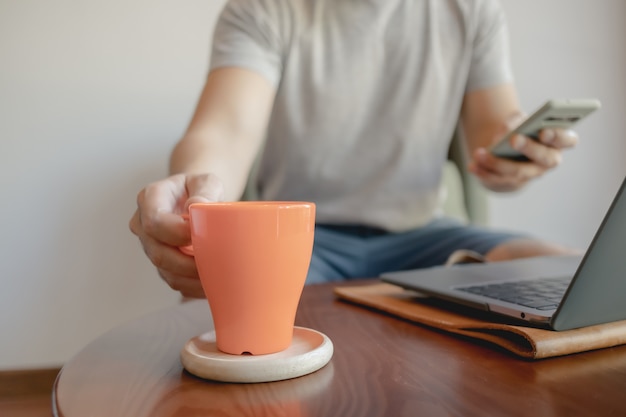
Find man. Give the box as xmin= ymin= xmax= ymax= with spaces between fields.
xmin=130 ymin=0 xmax=578 ymax=298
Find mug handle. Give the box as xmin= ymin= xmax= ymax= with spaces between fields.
xmin=179 ymin=213 xmax=195 ymax=256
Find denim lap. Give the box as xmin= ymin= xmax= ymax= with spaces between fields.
xmin=305 ymin=217 xmax=524 ymax=284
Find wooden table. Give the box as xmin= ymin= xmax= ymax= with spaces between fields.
xmin=53 ymin=280 xmax=626 ymax=417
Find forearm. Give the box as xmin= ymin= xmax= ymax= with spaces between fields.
xmin=461 ymin=83 xmax=523 ymax=154
xmin=168 ymin=67 xmax=276 ymax=201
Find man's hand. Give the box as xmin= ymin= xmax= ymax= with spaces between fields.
xmin=129 ymin=173 xmax=224 ymax=298
xmin=461 ymin=84 xmax=579 ymax=192
xmin=468 ymin=125 xmax=578 ymax=192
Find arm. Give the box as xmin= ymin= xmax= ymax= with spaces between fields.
xmin=461 ymin=83 xmax=578 ymax=192
xmin=171 ymin=66 xmax=277 ymax=201
xmin=129 ymin=67 xmax=276 ymax=298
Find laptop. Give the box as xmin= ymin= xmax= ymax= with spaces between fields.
xmin=381 ymin=176 xmax=626 ymax=331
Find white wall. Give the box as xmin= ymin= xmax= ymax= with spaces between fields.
xmin=0 ymin=0 xmax=226 ymax=369
xmin=0 ymin=0 xmax=624 ymax=369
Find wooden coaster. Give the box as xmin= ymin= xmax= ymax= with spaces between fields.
xmin=181 ymin=327 xmax=333 ymax=383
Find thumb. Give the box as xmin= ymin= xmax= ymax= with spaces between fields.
xmin=504 ymin=111 xmax=527 ymax=133
xmin=184 ymin=173 xmax=225 ymax=211
xmin=493 ymin=111 xmax=527 ymax=148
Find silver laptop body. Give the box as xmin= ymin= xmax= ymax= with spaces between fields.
xmin=381 ymin=176 xmax=626 ymax=331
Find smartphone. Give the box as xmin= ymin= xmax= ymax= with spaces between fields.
xmin=490 ymin=98 xmax=601 ymax=161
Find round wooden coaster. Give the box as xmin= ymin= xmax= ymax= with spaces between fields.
xmin=180 ymin=326 xmax=333 ymax=383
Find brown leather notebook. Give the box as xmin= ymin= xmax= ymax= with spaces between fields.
xmin=334 ymin=283 xmax=626 ymax=359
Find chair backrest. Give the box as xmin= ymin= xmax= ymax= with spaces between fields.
xmin=445 ymin=129 xmax=489 ymax=225
xmin=242 ymin=130 xmax=488 ymax=225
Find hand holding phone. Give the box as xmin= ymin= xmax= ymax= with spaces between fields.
xmin=490 ymin=99 xmax=601 ymax=161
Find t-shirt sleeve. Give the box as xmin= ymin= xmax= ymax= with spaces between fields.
xmin=466 ymin=0 xmax=514 ymax=91
xmin=210 ymin=0 xmax=286 ymax=86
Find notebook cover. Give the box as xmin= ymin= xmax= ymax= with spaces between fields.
xmin=334 ymin=283 xmax=626 ymax=359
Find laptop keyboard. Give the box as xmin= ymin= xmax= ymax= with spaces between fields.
xmin=457 ymin=277 xmax=570 ymax=310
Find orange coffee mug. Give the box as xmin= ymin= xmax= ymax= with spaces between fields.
xmin=183 ymin=201 xmax=315 ymax=355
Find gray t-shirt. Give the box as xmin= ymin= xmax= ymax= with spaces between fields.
xmin=210 ymin=0 xmax=513 ymax=232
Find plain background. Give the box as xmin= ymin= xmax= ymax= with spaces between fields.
xmin=1 ymin=0 xmax=625 ymax=369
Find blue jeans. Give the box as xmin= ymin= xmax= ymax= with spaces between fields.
xmin=306 ymin=217 xmax=524 ymax=284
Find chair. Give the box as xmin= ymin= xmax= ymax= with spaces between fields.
xmin=444 ymin=129 xmax=489 ymax=225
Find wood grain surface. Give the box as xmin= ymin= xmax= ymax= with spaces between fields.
xmin=54 ymin=280 xmax=626 ymax=417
